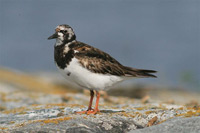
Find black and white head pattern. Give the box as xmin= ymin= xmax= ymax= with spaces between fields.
xmin=55 ymin=24 xmax=76 ymax=45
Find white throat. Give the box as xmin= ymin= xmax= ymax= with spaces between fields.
xmin=55 ymin=39 xmax=63 ymax=46
xmin=55 ymin=39 xmax=76 ymax=47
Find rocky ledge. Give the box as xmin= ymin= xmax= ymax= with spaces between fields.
xmin=1 ymin=84 xmax=200 ymax=133
xmin=0 ymin=69 xmax=200 ymax=132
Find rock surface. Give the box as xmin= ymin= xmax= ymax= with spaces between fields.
xmin=129 ymin=117 xmax=200 ymax=133
xmin=0 ymin=69 xmax=200 ymax=132
xmin=1 ymin=82 xmax=200 ymax=132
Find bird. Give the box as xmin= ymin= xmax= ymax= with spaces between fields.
xmin=48 ymin=24 xmax=156 ymax=114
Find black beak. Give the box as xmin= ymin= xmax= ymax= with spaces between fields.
xmin=48 ymin=32 xmax=58 ymax=40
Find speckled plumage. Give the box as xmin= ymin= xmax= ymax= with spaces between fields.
xmin=54 ymin=40 xmax=156 ymax=78
xmin=48 ymin=24 xmax=156 ymax=89
xmin=48 ymin=24 xmax=156 ymax=114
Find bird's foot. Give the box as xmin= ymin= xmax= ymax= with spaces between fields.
xmin=76 ymin=109 xmax=100 ymax=115
xmin=86 ymin=109 xmax=100 ymax=115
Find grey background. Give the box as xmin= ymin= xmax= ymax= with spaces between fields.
xmin=0 ymin=0 xmax=199 ymax=90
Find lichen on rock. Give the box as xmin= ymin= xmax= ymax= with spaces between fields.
xmin=0 ymin=70 xmax=200 ymax=132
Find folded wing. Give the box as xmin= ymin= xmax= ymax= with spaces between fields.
xmin=72 ymin=42 xmax=156 ymax=78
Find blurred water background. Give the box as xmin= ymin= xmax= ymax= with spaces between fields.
xmin=0 ymin=0 xmax=199 ymax=91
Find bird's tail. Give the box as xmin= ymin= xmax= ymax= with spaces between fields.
xmin=123 ymin=66 xmax=157 ymax=78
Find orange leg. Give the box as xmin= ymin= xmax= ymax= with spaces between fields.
xmin=87 ymin=90 xmax=94 ymax=111
xmin=76 ymin=90 xmax=94 ymax=114
xmin=76 ymin=90 xmax=100 ymax=115
xmin=87 ymin=91 xmax=100 ymax=114
xmin=95 ymin=91 xmax=100 ymax=112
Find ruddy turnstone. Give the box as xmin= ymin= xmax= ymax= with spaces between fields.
xmin=48 ymin=24 xmax=156 ymax=114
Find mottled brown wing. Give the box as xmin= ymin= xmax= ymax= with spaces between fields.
xmin=72 ymin=42 xmax=127 ymax=76
xmin=71 ymin=41 xmax=156 ymax=77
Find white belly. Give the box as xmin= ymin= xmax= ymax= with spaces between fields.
xmin=57 ymin=58 xmax=124 ymax=90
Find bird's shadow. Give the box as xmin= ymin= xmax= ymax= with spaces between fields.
xmin=100 ymin=109 xmax=125 ymax=114
xmin=73 ymin=109 xmax=125 ymax=115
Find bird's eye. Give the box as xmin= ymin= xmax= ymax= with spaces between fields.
xmin=60 ymin=30 xmax=66 ymax=33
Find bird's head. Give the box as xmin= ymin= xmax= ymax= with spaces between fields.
xmin=48 ymin=24 xmax=76 ymax=44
